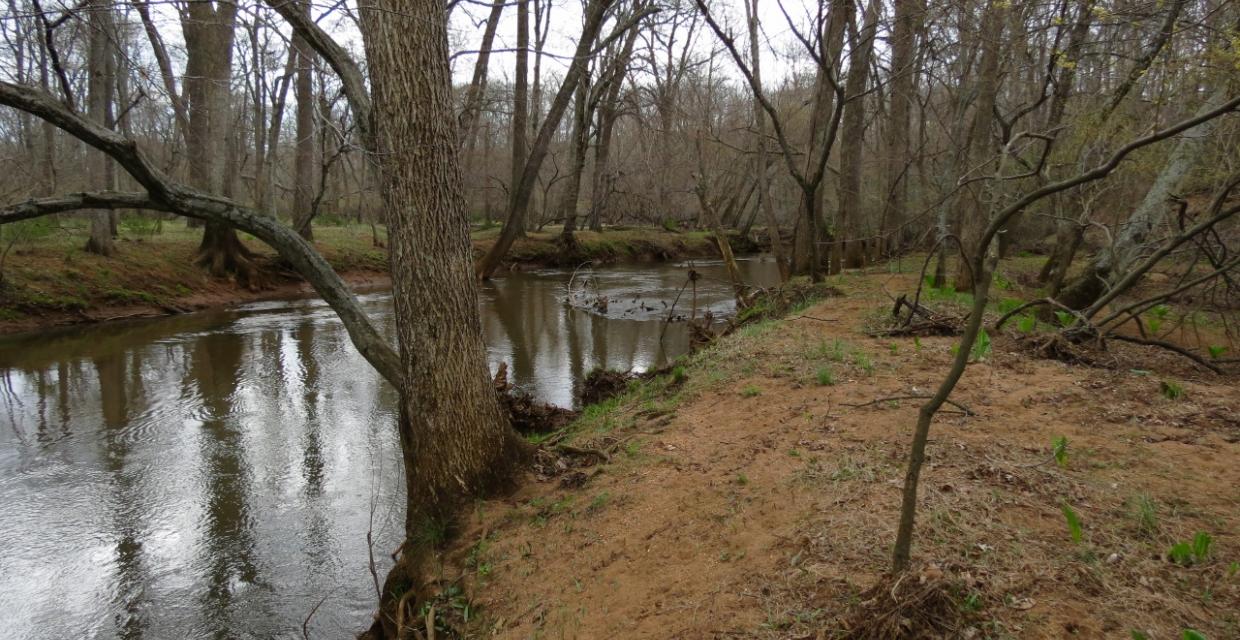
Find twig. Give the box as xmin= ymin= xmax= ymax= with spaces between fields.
xmin=842 ymin=394 xmax=975 ymax=416
xmin=1106 ymin=334 xmax=1224 ymax=374
xmin=302 ymin=593 xmax=330 ymax=640
xmin=554 ymin=443 xmax=610 ymax=462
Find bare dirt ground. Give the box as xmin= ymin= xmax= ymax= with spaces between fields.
xmin=433 ymin=270 xmax=1240 ymax=639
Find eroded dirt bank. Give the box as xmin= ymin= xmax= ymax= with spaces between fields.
xmin=430 ymin=270 xmax=1239 ymax=639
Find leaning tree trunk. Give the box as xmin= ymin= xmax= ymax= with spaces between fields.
xmin=1058 ymin=83 xmax=1233 ymax=311
xmin=358 ymin=1 xmax=528 ymax=636
xmin=474 ymin=0 xmax=618 ymax=279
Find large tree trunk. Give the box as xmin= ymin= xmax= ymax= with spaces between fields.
xmin=182 ymin=0 xmax=256 ymax=282
xmin=292 ymin=0 xmax=317 ymax=240
xmin=83 ymin=0 xmax=115 ymax=257
xmin=790 ymin=0 xmax=848 ymax=280
xmin=587 ymin=23 xmax=639 ymax=234
xmin=509 ymin=0 xmax=530 ymax=237
xmin=746 ymin=0 xmax=788 ymax=281
xmin=558 ymin=77 xmax=590 ymax=247
xmin=358 ymin=1 xmax=527 ymax=635
xmin=835 ymin=0 xmax=879 ymax=271
xmin=877 ymin=0 xmax=922 ymax=259
xmin=952 ymin=1 xmax=1006 ymax=291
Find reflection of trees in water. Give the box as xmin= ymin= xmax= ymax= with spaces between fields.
xmin=93 ymin=350 xmax=147 ymax=640
xmin=186 ymin=330 xmax=269 ymax=634
xmin=480 ymin=271 xmax=710 ymax=406
xmin=292 ymin=319 xmax=335 ymax=570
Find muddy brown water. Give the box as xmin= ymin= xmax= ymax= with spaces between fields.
xmin=0 ymin=257 xmax=779 ymax=639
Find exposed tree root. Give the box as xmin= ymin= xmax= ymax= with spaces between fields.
xmin=840 ymin=564 xmax=973 ymax=639
xmin=1012 ymin=332 xmax=1105 ymax=367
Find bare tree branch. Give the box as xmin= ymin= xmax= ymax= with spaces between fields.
xmin=0 ymin=80 xmax=403 ymax=389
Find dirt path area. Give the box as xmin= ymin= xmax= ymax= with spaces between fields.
xmin=436 ymin=272 xmax=1239 ymax=639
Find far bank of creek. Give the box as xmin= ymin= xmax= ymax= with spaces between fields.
xmin=0 ymin=256 xmax=780 ymax=639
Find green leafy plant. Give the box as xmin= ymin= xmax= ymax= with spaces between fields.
xmin=1160 ymin=380 xmax=1184 ymax=400
xmin=1182 ymin=630 xmax=1207 ymax=640
xmin=1207 ymin=345 xmax=1227 ymax=360
xmin=993 ymin=271 xmax=1013 ymax=290
xmin=1168 ymin=531 xmax=1212 ymax=566
xmin=970 ymin=329 xmax=992 ymax=362
xmin=740 ymin=385 xmax=761 ymax=398
xmin=1052 ymin=436 xmax=1069 ymax=468
xmin=670 ymin=365 xmax=688 ymax=385
xmin=913 ymin=336 xmax=922 ymax=352
xmin=1055 ymin=310 xmax=1076 ymax=327
xmin=1061 ymin=502 xmax=1083 ymax=544
xmin=1017 ymin=315 xmax=1037 ymax=333
xmin=997 ymin=297 xmax=1022 ymax=314
xmin=815 ymin=367 xmax=836 ymax=386
xmin=1146 ymin=304 xmax=1171 ymax=335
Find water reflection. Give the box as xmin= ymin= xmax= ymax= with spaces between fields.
xmin=0 ymin=257 xmax=778 ymax=638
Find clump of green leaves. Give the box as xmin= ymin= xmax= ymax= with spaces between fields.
xmin=1016 ymin=315 xmax=1037 ymax=333
xmin=1160 ymin=380 xmax=1185 ymax=400
xmin=970 ymin=329 xmax=992 ymax=362
xmin=1052 ymin=436 xmax=1069 ymax=468
xmin=1167 ymin=532 xmax=1212 ymax=566
xmin=1055 ymin=310 xmax=1076 ymax=327
xmin=815 ymin=367 xmax=836 ymax=386
xmin=997 ymin=298 xmax=1023 ymax=314
xmin=1061 ymin=502 xmax=1084 ymax=544
xmin=740 ymin=385 xmax=761 ymax=398
xmin=1145 ymin=304 xmax=1172 ymax=335
xmin=1207 ymin=345 xmax=1227 ymax=360
xmin=670 ymin=365 xmax=688 ymax=385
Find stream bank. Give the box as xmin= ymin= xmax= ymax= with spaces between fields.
xmin=0 ymin=224 xmax=759 ymax=335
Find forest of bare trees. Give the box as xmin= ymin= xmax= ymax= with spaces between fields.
xmin=1 ymin=0 xmax=1238 ymax=637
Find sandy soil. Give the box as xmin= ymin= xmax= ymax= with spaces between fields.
xmin=432 ymin=272 xmax=1240 ymax=639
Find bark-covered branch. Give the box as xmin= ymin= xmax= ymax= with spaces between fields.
xmin=0 ymin=191 xmax=164 ymax=224
xmin=0 ymin=80 xmax=403 ymax=389
xmin=264 ymin=0 xmax=373 ymax=147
